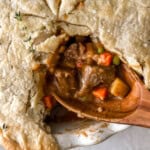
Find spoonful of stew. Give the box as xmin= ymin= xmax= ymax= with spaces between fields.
xmin=43 ymin=36 xmax=150 ymax=128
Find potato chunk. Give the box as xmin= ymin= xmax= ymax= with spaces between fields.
xmin=110 ymin=78 xmax=129 ymax=98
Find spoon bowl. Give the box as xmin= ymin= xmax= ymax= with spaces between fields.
xmin=52 ymin=64 xmax=150 ymax=128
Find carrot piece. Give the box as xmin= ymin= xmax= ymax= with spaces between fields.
xmin=98 ymin=52 xmax=113 ymax=66
xmin=43 ymin=96 xmax=53 ymax=109
xmin=92 ymin=87 xmax=107 ymax=100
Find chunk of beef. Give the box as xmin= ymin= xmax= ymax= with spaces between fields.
xmin=52 ymin=69 xmax=77 ymax=98
xmin=64 ymin=43 xmax=79 ymax=61
xmin=61 ymin=43 xmax=79 ymax=68
xmin=76 ymin=65 xmax=116 ymax=97
xmin=62 ymin=43 xmax=87 ymax=68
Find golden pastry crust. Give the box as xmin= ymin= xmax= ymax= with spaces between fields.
xmin=0 ymin=130 xmax=22 ymax=150
xmin=0 ymin=0 xmax=59 ymax=149
xmin=0 ymin=115 xmax=58 ymax=150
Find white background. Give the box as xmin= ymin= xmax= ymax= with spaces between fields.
xmin=73 ymin=126 xmax=150 ymax=150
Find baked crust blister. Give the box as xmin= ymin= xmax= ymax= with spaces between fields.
xmin=0 ymin=0 xmax=150 ymax=150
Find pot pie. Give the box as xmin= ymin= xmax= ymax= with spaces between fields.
xmin=0 ymin=0 xmax=150 ymax=150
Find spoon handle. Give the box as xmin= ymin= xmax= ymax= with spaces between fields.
xmin=119 ymin=84 xmax=150 ymax=128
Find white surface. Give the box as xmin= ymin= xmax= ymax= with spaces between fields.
xmin=51 ymin=120 xmax=129 ymax=149
xmin=0 ymin=126 xmax=150 ymax=150
xmin=72 ymin=126 xmax=150 ymax=150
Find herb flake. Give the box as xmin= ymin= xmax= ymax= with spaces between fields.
xmin=40 ymin=26 xmax=46 ymax=30
xmin=22 ymin=26 xmax=27 ymax=30
xmin=2 ymin=123 xmax=8 ymax=130
xmin=24 ymin=36 xmax=31 ymax=42
xmin=29 ymin=45 xmax=35 ymax=52
xmin=14 ymin=12 xmax=22 ymax=21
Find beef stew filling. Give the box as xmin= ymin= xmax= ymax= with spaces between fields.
xmin=42 ymin=36 xmax=130 ymax=121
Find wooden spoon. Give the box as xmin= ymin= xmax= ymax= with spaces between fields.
xmin=52 ymin=64 xmax=150 ymax=128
